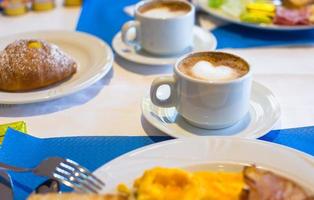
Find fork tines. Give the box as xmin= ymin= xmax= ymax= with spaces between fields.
xmin=53 ymin=159 xmax=105 ymax=193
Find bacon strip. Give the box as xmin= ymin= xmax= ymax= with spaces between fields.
xmin=274 ymin=6 xmax=311 ymax=25
xmin=242 ymin=166 xmax=313 ymax=200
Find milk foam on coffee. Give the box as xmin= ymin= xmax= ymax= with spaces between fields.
xmin=191 ymin=61 xmax=240 ymax=81
xmin=141 ymin=7 xmax=188 ymax=18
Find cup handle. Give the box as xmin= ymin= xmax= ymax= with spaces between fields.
xmin=121 ymin=20 xmax=140 ymax=48
xmin=150 ymin=76 xmax=176 ymax=108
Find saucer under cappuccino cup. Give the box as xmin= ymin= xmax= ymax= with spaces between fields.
xmin=150 ymin=51 xmax=252 ymax=129
xmin=121 ymin=0 xmax=195 ymax=56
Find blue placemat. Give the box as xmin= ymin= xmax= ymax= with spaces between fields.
xmin=0 ymin=128 xmax=171 ymax=200
xmin=212 ymin=24 xmax=314 ymax=49
xmin=0 ymin=128 xmax=313 ymax=200
xmin=76 ymin=0 xmax=314 ymax=49
xmin=76 ymin=0 xmax=137 ymax=46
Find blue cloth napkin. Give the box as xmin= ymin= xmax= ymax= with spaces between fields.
xmin=77 ymin=0 xmax=137 ymax=46
xmin=212 ymin=24 xmax=314 ymax=49
xmin=0 ymin=128 xmax=171 ymax=200
xmin=260 ymin=127 xmax=314 ymax=155
xmin=0 ymin=128 xmax=313 ymax=200
xmin=77 ymin=0 xmax=314 ymax=49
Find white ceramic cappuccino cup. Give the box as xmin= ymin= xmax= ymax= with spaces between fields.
xmin=150 ymin=51 xmax=252 ymax=129
xmin=121 ymin=0 xmax=195 ymax=56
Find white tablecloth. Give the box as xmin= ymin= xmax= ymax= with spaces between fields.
xmin=0 ymin=3 xmax=314 ymax=138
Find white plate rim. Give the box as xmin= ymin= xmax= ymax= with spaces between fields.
xmin=141 ymin=81 xmax=281 ymax=139
xmin=197 ymin=0 xmax=314 ymax=31
xmin=112 ymin=26 xmax=217 ymax=66
xmin=94 ymin=137 xmax=314 ymax=193
xmin=0 ymin=30 xmax=114 ymax=104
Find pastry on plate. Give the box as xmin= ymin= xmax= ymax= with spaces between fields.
xmin=0 ymin=39 xmax=77 ymax=92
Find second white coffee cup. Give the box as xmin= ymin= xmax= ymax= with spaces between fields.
xmin=150 ymin=51 xmax=252 ymax=130
xmin=122 ymin=0 xmax=195 ymax=56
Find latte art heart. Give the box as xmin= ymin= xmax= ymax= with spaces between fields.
xmin=191 ymin=61 xmax=240 ymax=81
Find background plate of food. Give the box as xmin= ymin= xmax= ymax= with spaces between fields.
xmin=198 ymin=0 xmax=314 ymax=31
xmin=0 ymin=31 xmax=113 ymax=104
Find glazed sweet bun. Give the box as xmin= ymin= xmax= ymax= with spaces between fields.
xmin=0 ymin=39 xmax=77 ymax=92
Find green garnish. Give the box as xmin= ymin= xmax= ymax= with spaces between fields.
xmin=208 ymin=0 xmax=225 ymax=8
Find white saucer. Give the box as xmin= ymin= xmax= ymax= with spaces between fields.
xmin=142 ymin=81 xmax=281 ymax=139
xmin=112 ymin=26 xmax=217 ymax=66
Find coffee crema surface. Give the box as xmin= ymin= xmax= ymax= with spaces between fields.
xmin=178 ymin=52 xmax=249 ymax=82
xmin=139 ymin=2 xmax=190 ymax=18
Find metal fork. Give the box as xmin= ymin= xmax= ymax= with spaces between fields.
xmin=0 ymin=170 xmax=13 ymax=200
xmin=0 ymin=157 xmax=105 ymax=193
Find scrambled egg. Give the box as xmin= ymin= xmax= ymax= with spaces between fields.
xmin=130 ymin=167 xmax=244 ymax=200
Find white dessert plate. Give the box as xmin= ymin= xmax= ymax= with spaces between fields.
xmin=95 ymin=137 xmax=314 ymax=194
xmin=112 ymin=26 xmax=217 ymax=66
xmin=142 ymin=81 xmax=281 ymax=139
xmin=0 ymin=30 xmax=113 ymax=104
xmin=198 ymin=0 xmax=314 ymax=31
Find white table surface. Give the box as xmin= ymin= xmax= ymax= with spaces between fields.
xmin=0 ymin=2 xmax=314 ymax=138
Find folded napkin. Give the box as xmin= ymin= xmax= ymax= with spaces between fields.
xmin=76 ymin=0 xmax=314 ymax=49
xmin=1 ymin=127 xmax=313 ymax=200
xmin=0 ymin=121 xmax=27 ymax=144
